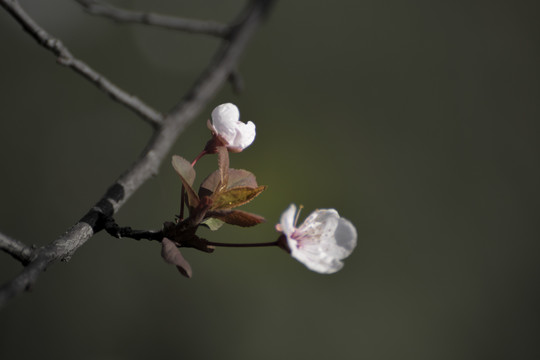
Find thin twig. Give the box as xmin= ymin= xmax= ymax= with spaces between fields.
xmin=104 ymin=217 xmax=163 ymax=241
xmin=0 ymin=0 xmax=274 ymax=308
xmin=75 ymin=0 xmax=231 ymax=38
xmin=228 ymin=69 xmax=245 ymax=94
xmin=0 ymin=0 xmax=164 ymax=128
xmin=206 ymin=240 xmax=278 ymax=248
xmin=0 ymin=231 xmax=34 ymax=264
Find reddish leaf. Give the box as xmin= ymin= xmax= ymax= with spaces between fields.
xmin=208 ymin=210 xmax=266 ymax=227
xmin=172 ymin=155 xmax=195 ymax=186
xmin=161 ymin=237 xmax=192 ymax=278
xmin=199 ymin=169 xmax=259 ymax=198
xmin=171 ymin=155 xmax=199 ymax=208
xmin=190 ymin=195 xmax=213 ymax=226
xmin=227 ymin=169 xmax=258 ymax=188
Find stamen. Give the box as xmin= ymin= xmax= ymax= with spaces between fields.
xmin=294 ymin=204 xmax=304 ymax=227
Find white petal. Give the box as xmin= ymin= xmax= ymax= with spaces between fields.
xmin=211 ymin=103 xmax=240 ymax=144
xmin=290 ymin=242 xmax=344 ymax=274
xmin=210 ymin=103 xmax=255 ymax=150
xmin=233 ymin=120 xmax=256 ymax=149
xmin=297 ymin=209 xmax=339 ymax=242
xmin=212 ymin=103 xmax=240 ymax=125
xmin=333 ymin=217 xmax=357 ymax=259
xmin=283 ymin=207 xmax=357 ymax=274
xmin=300 ymin=209 xmax=340 ymax=232
xmin=279 ymin=204 xmax=297 ymax=236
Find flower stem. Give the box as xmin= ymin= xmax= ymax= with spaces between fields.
xmin=206 ymin=240 xmax=279 ymax=248
xmin=191 ymin=150 xmax=207 ymax=166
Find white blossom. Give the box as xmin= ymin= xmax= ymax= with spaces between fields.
xmin=208 ymin=103 xmax=256 ymax=151
xmin=278 ymin=204 xmax=357 ymax=274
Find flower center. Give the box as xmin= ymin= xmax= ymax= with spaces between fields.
xmin=291 ymin=229 xmax=312 ymax=248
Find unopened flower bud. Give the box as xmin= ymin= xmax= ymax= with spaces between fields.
xmin=207 ymin=103 xmax=256 ymax=152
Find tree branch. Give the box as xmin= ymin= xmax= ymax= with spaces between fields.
xmin=75 ymin=0 xmax=231 ymax=38
xmin=103 ymin=217 xmax=163 ymax=242
xmin=0 ymin=0 xmax=164 ymax=128
xmin=0 ymin=231 xmax=34 ymax=264
xmin=0 ymin=0 xmax=274 ymax=308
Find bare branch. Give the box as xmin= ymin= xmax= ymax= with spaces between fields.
xmin=0 ymin=231 xmax=34 ymax=264
xmin=0 ymin=222 xmax=92 ymax=305
xmin=75 ymin=0 xmax=231 ymax=38
xmin=0 ymin=0 xmax=164 ymax=128
xmin=103 ymin=217 xmax=163 ymax=241
xmin=0 ymin=0 xmax=274 ymax=308
xmin=229 ymin=68 xmax=245 ymax=94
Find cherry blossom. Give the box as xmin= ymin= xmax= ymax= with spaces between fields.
xmin=207 ymin=103 xmax=256 ymax=152
xmin=277 ymin=204 xmax=357 ymax=274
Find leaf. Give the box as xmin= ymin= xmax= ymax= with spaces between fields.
xmin=208 ymin=210 xmax=266 ymax=227
xmin=171 ymin=155 xmax=199 ymax=208
xmin=199 ymin=169 xmax=258 ymax=198
xmin=210 ymin=185 xmax=267 ymax=210
xmin=161 ymin=237 xmax=193 ymax=278
xmin=227 ymin=169 xmax=258 ymax=188
xmin=201 ymin=217 xmax=225 ymax=231
xmin=172 ymin=155 xmax=195 ymax=186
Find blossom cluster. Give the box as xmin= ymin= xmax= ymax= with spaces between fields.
xmin=164 ymin=103 xmax=357 ymax=277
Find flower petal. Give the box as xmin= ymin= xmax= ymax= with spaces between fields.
xmin=298 ymin=209 xmax=340 ymax=241
xmin=279 ymin=204 xmax=297 ymax=236
xmin=211 ymin=103 xmax=240 ymax=144
xmin=278 ymin=206 xmax=357 ymax=274
xmin=233 ymin=120 xmax=256 ymax=149
xmin=210 ymin=103 xmax=256 ymax=150
xmin=333 ymin=217 xmax=357 ymax=259
xmin=290 ymin=241 xmax=344 ymax=274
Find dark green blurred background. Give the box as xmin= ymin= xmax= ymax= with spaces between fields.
xmin=1 ymin=0 xmax=539 ymax=359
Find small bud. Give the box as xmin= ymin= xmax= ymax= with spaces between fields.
xmin=207 ymin=103 xmax=256 ymax=152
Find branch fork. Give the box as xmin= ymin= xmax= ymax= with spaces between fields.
xmin=0 ymin=0 xmax=274 ymax=307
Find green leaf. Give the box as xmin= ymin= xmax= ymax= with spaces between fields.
xmin=210 ymin=185 xmax=267 ymax=210
xmin=207 ymin=210 xmax=266 ymax=227
xmin=199 ymin=168 xmax=258 ymax=198
xmin=201 ymin=217 xmax=225 ymax=231
xmin=171 ymin=155 xmax=199 ymax=208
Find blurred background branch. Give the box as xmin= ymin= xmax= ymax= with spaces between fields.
xmin=75 ymin=0 xmax=232 ymax=37
xmin=1 ymin=1 xmax=538 ymax=358
xmin=0 ymin=0 xmax=164 ymax=127
xmin=0 ymin=0 xmax=274 ymax=308
xmin=0 ymin=231 xmax=33 ymax=264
